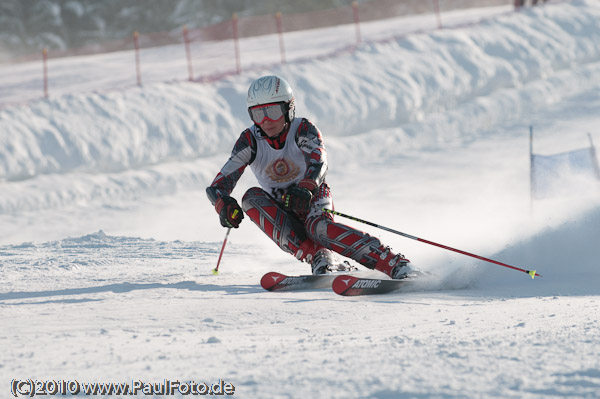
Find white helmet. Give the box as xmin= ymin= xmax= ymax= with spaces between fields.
xmin=246 ymin=75 xmax=295 ymax=123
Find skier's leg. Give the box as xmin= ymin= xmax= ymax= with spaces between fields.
xmin=241 ymin=187 xmax=321 ymax=263
xmin=306 ymin=214 xmax=409 ymax=277
xmin=305 ymin=184 xmax=410 ymax=278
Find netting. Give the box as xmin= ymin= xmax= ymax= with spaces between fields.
xmin=0 ymin=0 xmax=523 ymax=106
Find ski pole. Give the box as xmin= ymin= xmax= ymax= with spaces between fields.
xmin=213 ymin=228 xmax=231 ymax=275
xmin=323 ymin=208 xmax=541 ymax=279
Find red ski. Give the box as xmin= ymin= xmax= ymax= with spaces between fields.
xmin=332 ymin=274 xmax=424 ymax=296
xmin=260 ymin=271 xmax=339 ymax=291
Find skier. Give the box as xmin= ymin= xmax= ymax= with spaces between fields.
xmin=206 ymin=75 xmax=411 ymax=278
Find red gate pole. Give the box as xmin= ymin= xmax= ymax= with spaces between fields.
xmin=42 ymin=48 xmax=48 ymax=98
xmin=133 ymin=31 xmax=142 ymax=86
xmin=433 ymin=0 xmax=443 ymax=29
xmin=183 ymin=25 xmax=194 ymax=81
xmin=232 ymin=13 xmax=241 ymax=74
xmin=275 ymin=12 xmax=286 ymax=64
xmin=352 ymin=1 xmax=361 ymax=44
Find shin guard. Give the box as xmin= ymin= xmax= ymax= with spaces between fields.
xmin=306 ymin=214 xmax=409 ymax=276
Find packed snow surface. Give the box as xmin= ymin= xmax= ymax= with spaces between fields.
xmin=1 ymin=1 xmax=600 ymax=398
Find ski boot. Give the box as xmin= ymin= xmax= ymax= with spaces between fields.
xmin=311 ymin=248 xmax=357 ymax=275
xmin=375 ymin=246 xmax=412 ymax=279
xmin=311 ymin=248 xmax=336 ymax=275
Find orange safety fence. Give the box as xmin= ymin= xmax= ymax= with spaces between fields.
xmin=1 ymin=0 xmax=529 ymax=107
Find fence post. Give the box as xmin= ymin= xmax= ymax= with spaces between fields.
xmin=275 ymin=12 xmax=286 ymax=64
xmin=42 ymin=48 xmax=48 ymax=98
xmin=352 ymin=2 xmax=361 ymax=45
xmin=133 ymin=31 xmax=142 ymax=86
xmin=433 ymin=0 xmax=442 ymax=29
xmin=232 ymin=13 xmax=241 ymax=74
xmin=514 ymin=0 xmax=524 ymax=10
xmin=183 ymin=25 xmax=194 ymax=81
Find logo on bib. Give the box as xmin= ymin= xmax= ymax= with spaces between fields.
xmin=267 ymin=158 xmax=300 ymax=183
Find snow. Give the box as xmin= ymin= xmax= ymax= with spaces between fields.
xmin=1 ymin=1 xmax=600 ymax=398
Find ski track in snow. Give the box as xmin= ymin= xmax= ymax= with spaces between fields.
xmin=1 ymin=1 xmax=600 ymax=398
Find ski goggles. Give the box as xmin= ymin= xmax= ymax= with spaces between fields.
xmin=248 ymin=103 xmax=286 ymax=124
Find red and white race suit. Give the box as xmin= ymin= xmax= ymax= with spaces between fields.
xmin=206 ymin=117 xmax=405 ymax=275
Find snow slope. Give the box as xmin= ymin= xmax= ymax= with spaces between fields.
xmin=1 ymin=1 xmax=600 ymax=398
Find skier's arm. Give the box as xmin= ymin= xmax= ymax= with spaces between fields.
xmin=295 ymin=119 xmax=328 ymax=193
xmin=206 ymin=129 xmax=256 ymax=206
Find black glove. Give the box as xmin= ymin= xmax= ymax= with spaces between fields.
xmin=283 ymin=186 xmax=313 ymax=218
xmin=216 ymin=196 xmax=244 ymax=228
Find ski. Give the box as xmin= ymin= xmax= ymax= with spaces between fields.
xmin=261 ymin=270 xmax=436 ymax=294
xmin=332 ymin=273 xmax=429 ymax=296
xmin=260 ymin=271 xmax=341 ymax=291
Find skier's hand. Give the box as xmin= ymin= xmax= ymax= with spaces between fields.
xmin=283 ymin=186 xmax=313 ymax=218
xmin=215 ymin=196 xmax=244 ymax=228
